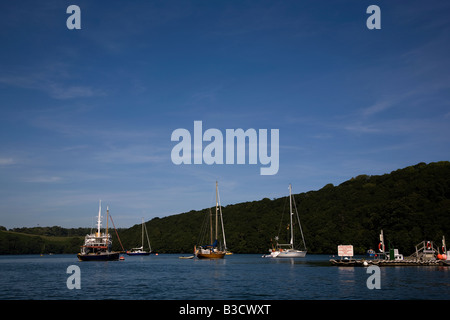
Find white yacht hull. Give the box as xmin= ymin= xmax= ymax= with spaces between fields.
xmin=273 ymin=250 xmax=307 ymax=258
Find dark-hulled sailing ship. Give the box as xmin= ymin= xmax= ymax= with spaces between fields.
xmin=77 ymin=201 xmax=120 ymax=261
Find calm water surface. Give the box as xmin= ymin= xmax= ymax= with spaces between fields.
xmin=0 ymin=254 xmax=449 ymax=300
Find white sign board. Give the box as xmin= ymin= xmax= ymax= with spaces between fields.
xmin=338 ymin=245 xmax=354 ymax=257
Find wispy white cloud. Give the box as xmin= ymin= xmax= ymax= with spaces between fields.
xmin=45 ymin=83 xmax=98 ymax=100
xmin=25 ymin=176 xmax=62 ymax=183
xmin=343 ymin=122 xmax=382 ymax=134
xmin=0 ymin=63 xmax=103 ymax=100
xmin=360 ymin=100 xmax=394 ymax=118
xmin=94 ymin=145 xmax=167 ymax=165
xmin=0 ymin=158 xmax=15 ymax=166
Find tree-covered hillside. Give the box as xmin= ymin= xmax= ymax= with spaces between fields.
xmin=115 ymin=161 xmax=450 ymax=255
xmin=0 ymin=230 xmax=83 ymax=254
xmin=2 ymin=161 xmax=449 ymax=255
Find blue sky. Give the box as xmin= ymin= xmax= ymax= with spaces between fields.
xmin=1 ymin=1 xmax=449 ymax=229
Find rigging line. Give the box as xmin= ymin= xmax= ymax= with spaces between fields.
xmin=109 ymin=213 xmax=125 ymax=251
xmin=292 ymin=194 xmax=306 ymax=250
xmin=277 ymin=195 xmax=289 ymax=242
xmin=197 ymin=208 xmax=210 ymax=245
xmin=143 ymin=222 xmax=152 ymax=251
xmin=197 ymin=189 xmax=215 ymax=245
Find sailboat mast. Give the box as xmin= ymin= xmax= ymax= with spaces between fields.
xmin=141 ymin=217 xmax=144 ymax=248
xmin=289 ymin=184 xmax=294 ymax=248
xmin=215 ymin=181 xmax=219 ymax=241
xmin=218 ymin=185 xmax=227 ymax=251
xmin=209 ymin=208 xmax=213 ymax=245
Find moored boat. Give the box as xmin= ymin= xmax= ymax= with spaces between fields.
xmin=126 ymin=247 xmax=151 ymax=256
xmin=126 ymin=218 xmax=152 ymax=256
xmin=77 ymin=201 xmax=120 ymax=261
xmin=196 ymin=250 xmax=226 ymax=259
xmin=78 ymin=251 xmax=120 ymax=261
xmin=273 ymin=249 xmax=307 ymax=258
xmin=195 ymin=181 xmax=228 ymax=259
xmin=266 ymin=184 xmax=307 ymax=258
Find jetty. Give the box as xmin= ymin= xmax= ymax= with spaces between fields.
xmin=330 ymin=257 xmax=449 ymax=267
xmin=330 ymin=233 xmax=450 ymax=267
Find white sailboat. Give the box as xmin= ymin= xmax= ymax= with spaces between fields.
xmin=265 ymin=184 xmax=307 ymax=258
xmin=127 ymin=218 xmax=152 ymax=256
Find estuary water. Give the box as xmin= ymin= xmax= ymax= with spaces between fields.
xmin=0 ymin=254 xmax=449 ymax=300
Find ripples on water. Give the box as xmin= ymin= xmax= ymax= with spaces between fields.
xmin=0 ymin=254 xmax=449 ymax=300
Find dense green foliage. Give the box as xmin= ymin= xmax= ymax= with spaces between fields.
xmin=8 ymin=226 xmax=93 ymax=237
xmin=0 ymin=230 xmax=83 ymax=254
xmin=2 ymin=162 xmax=449 ymax=255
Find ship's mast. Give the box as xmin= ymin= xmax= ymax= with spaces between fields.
xmin=218 ymin=183 xmax=227 ymax=251
xmin=209 ymin=208 xmax=213 ymax=246
xmin=289 ymin=184 xmax=294 ymax=248
xmin=106 ymin=206 xmax=109 ymax=239
xmin=141 ymin=217 xmax=144 ymax=248
xmin=96 ymin=200 xmax=102 ymax=237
